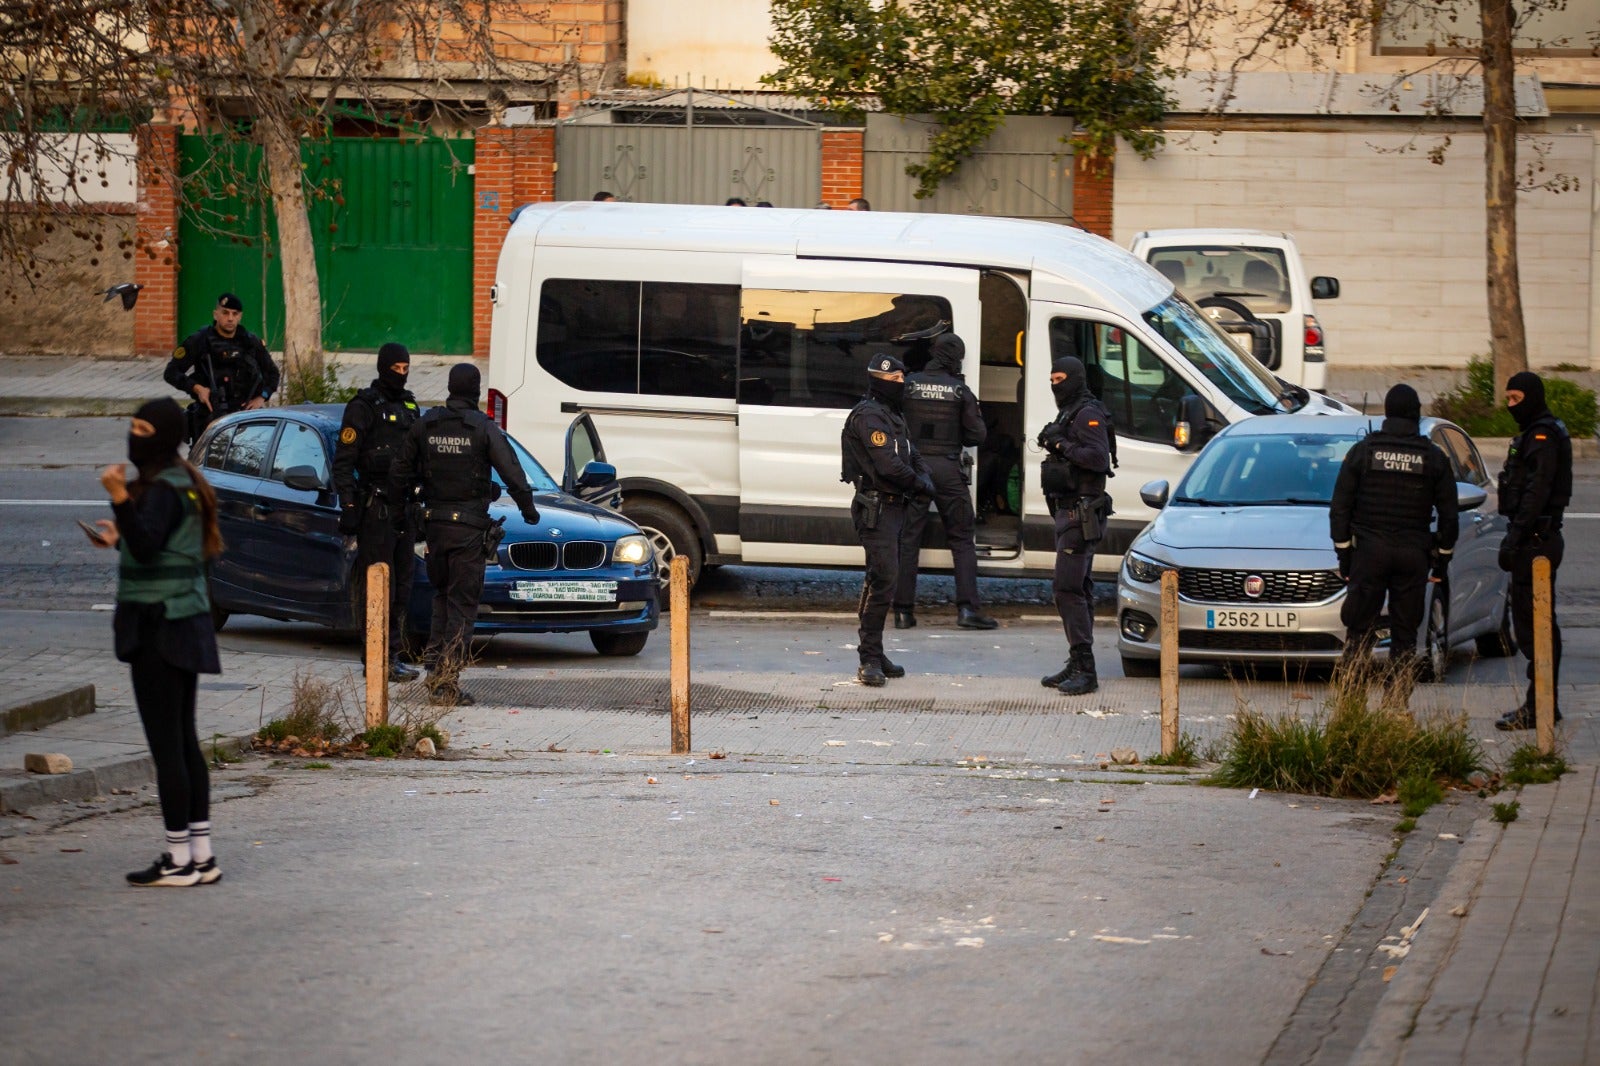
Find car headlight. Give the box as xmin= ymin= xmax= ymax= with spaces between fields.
xmin=1123 ymin=551 xmax=1165 ymax=584
xmin=612 ymin=534 xmax=651 ymax=566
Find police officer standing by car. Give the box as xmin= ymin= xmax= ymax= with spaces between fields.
xmin=1329 ymin=384 xmax=1458 ymax=679
xmin=389 ymin=363 xmax=540 ymax=707
xmin=164 ymin=292 xmax=280 ymax=440
xmin=1038 ymin=355 xmax=1113 ymax=696
xmin=1494 ymin=370 xmax=1572 ymax=731
xmin=842 ymin=353 xmax=935 ymax=687
xmin=892 ymin=333 xmax=996 ymax=631
xmin=334 ymin=343 xmax=422 ymax=683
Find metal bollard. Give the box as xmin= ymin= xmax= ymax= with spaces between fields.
xmin=1533 ymin=556 xmax=1555 ymax=755
xmin=365 ymin=562 xmax=390 ymax=729
xmin=670 ymin=555 xmax=691 ymax=754
xmin=1160 ymin=567 xmax=1179 ymax=757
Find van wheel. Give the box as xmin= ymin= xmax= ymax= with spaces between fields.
xmin=591 ymin=630 xmax=649 ymax=657
xmin=621 ymin=497 xmax=703 ymax=591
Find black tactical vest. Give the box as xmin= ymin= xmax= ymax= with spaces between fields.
xmin=900 ymin=372 xmax=965 ymax=456
xmin=1500 ymin=414 xmax=1573 ymax=517
xmin=419 ymin=407 xmax=494 ymax=505
xmin=354 ymin=387 xmax=418 ymax=480
xmin=1350 ymin=432 xmax=1435 ymax=534
xmin=200 ymin=329 xmax=262 ymax=409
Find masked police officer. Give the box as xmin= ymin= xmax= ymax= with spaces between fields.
xmin=1038 ymin=356 xmax=1112 ymax=696
xmin=842 ymin=353 xmax=935 ymax=687
xmin=389 ymin=363 xmax=540 ymax=706
xmin=892 ymin=334 xmax=997 ymax=631
xmin=164 ymin=292 xmax=280 ymax=440
xmin=1329 ymin=384 xmax=1459 ymax=678
xmin=1494 ymin=370 xmax=1572 ymax=730
xmin=333 ymin=343 xmax=422 ymax=683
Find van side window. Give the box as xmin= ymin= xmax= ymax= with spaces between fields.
xmin=740 ymin=290 xmax=952 ymax=409
xmin=536 ymin=279 xmax=740 ymax=400
xmin=1049 ymin=317 xmax=1187 ymax=446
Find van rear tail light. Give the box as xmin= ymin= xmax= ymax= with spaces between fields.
xmin=487 ymin=387 xmax=508 ymax=429
xmin=1303 ymin=315 xmax=1326 ymax=363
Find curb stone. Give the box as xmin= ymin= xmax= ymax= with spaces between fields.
xmin=0 ymin=734 xmax=252 ymax=815
xmin=1 ymin=685 xmax=94 ymax=738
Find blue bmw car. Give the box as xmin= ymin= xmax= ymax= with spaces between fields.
xmin=191 ymin=405 xmax=658 ymax=655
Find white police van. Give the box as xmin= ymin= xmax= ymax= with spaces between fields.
xmin=487 ymin=202 xmax=1350 ymax=586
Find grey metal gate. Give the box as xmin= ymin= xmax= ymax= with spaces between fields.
xmin=864 ymin=114 xmax=1075 ymax=220
xmin=555 ymin=90 xmax=823 ymax=208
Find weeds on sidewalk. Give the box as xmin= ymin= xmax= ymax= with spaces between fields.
xmin=256 ymin=666 xmax=452 ymax=759
xmin=1502 ymin=744 xmax=1568 ymax=786
xmin=1492 ymin=800 xmax=1520 ymax=824
xmin=1211 ymin=660 xmax=1484 ymax=799
xmin=1146 ymin=731 xmax=1208 ymax=767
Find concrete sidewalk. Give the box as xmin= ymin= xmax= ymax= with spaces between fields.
xmin=0 ymin=610 xmax=1594 ymax=1063
xmin=0 ymin=352 xmax=479 ymax=416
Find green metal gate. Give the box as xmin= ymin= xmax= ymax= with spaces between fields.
xmin=177 ymin=136 xmax=475 ymax=354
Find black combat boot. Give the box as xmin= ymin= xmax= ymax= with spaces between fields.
xmin=894 ymin=608 xmax=917 ymax=630
xmin=957 ymin=605 xmax=998 ymax=630
xmin=1058 ymin=644 xmax=1098 ymax=696
xmin=879 ymin=656 xmax=906 ymax=679
xmin=1041 ymin=658 xmax=1078 ymax=688
xmin=857 ymin=661 xmax=887 ymax=687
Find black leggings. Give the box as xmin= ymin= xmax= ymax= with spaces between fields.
xmin=130 ymin=643 xmax=209 ymax=834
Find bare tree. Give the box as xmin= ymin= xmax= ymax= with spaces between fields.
xmin=3 ymin=0 xmax=581 ymax=377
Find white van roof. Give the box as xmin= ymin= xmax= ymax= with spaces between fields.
xmin=506 ymin=201 xmax=1171 ymax=318
xmin=1132 ymin=227 xmax=1296 ymax=244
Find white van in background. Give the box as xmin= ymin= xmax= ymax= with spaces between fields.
xmin=488 ymin=203 xmax=1351 ymax=587
xmin=1128 ymin=229 xmax=1340 ymax=392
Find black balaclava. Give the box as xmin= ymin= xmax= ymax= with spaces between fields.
xmin=448 ymin=362 xmax=481 ymax=404
xmin=1383 ymin=383 xmax=1421 ymax=428
xmin=866 ymin=353 xmax=906 ymax=408
xmin=377 ymin=342 xmax=410 ymax=394
xmin=1051 ymin=355 xmax=1087 ymax=409
xmin=926 ymin=334 xmax=965 ymax=375
xmin=130 ymin=397 xmax=186 ymax=471
xmin=1506 ymin=371 xmax=1548 ymax=431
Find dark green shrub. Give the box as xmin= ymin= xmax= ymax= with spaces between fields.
xmin=1430 ymin=356 xmax=1597 ymax=438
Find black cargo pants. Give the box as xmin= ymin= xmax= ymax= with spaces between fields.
xmin=894 ymin=453 xmax=980 ymax=610
xmin=854 ymin=495 xmax=908 ymax=666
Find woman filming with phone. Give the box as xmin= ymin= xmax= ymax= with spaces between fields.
xmin=85 ymin=398 xmax=225 ymax=887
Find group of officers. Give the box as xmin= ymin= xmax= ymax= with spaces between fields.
xmin=164 ymin=293 xmax=1573 ymax=728
xmin=164 ymin=293 xmax=537 ymax=707
xmin=845 ymin=339 xmax=1571 ymax=731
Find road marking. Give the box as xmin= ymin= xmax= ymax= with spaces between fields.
xmin=0 ymin=499 xmax=105 ymax=506
xmin=707 ymin=610 xmax=859 ymax=620
xmin=1568 ymin=513 xmax=1600 ymax=519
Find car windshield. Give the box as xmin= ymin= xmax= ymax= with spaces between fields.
xmin=1175 ymin=432 xmax=1360 ymax=506
xmin=495 ymin=432 xmax=561 ymax=493
xmin=1141 ymin=293 xmax=1294 ymax=415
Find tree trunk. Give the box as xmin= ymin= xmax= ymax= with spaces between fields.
xmin=261 ymin=122 xmax=323 ymax=383
xmin=1480 ymin=0 xmax=1527 ymax=405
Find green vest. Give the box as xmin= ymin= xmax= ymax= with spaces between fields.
xmin=117 ymin=465 xmax=210 ymax=620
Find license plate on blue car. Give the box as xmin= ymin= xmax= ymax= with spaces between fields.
xmin=510 ymin=580 xmax=618 ymax=602
xmin=1205 ymin=609 xmax=1299 ymax=631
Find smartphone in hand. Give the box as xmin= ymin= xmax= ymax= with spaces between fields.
xmin=77 ymin=518 xmax=110 ymax=546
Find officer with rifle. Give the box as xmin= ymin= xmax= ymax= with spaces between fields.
xmin=389 ymin=364 xmax=540 ymax=707
xmin=164 ymin=292 xmax=280 ymax=440
xmin=333 ymin=342 xmax=423 ymax=683
xmin=841 ymin=353 xmax=936 ymax=687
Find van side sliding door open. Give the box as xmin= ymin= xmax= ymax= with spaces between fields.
xmin=734 ymin=258 xmax=982 ymax=566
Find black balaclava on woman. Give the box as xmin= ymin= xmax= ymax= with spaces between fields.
xmin=129 ymin=397 xmax=186 ymax=472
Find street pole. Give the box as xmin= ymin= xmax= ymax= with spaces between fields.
xmin=365 ymin=562 xmax=388 ymax=729
xmin=1160 ymin=568 xmax=1179 ymax=757
xmin=1533 ymin=556 xmax=1554 ymax=755
xmin=670 ymin=555 xmax=691 ymax=754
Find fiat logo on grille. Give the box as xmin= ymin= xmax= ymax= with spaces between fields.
xmin=1243 ymin=575 xmax=1265 ymax=598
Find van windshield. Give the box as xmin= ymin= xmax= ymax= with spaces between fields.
xmin=1142 ymin=294 xmax=1290 ymax=415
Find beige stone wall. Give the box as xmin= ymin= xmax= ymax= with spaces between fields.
xmin=1112 ymin=129 xmax=1595 ymax=370
xmin=0 ymin=210 xmax=139 ymax=355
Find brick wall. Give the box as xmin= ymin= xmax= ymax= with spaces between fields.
xmin=1072 ymin=153 xmax=1114 ymax=239
xmin=473 ymin=126 xmax=556 ymax=358
xmin=820 ymin=130 xmax=864 ymax=208
xmin=133 ymin=125 xmax=180 ymax=357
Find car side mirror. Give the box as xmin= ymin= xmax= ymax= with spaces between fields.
xmin=1310 ymin=276 xmax=1340 ymax=300
xmin=1140 ymin=479 xmax=1170 ymax=509
xmin=575 ymin=460 xmax=618 ymax=490
xmin=282 ymin=465 xmax=326 ymax=492
xmin=1457 ymin=482 xmax=1488 ymax=511
xmin=1174 ymin=394 xmax=1211 ymax=452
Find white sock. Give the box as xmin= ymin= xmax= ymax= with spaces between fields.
xmin=165 ymin=830 xmax=192 ymax=867
xmin=189 ymin=822 xmax=213 ymax=864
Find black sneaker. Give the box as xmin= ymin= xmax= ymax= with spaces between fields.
xmin=957 ymin=606 xmax=999 ymax=630
xmin=126 ymin=853 xmax=201 ymax=887
xmin=894 ymin=609 xmax=917 ymax=630
xmin=857 ymin=662 xmax=886 ymax=687
xmin=194 ymin=857 xmax=223 ymax=885
xmin=429 ymin=687 xmax=476 ymax=707
xmin=389 ymin=661 xmax=421 ymax=683
xmin=879 ymin=657 xmax=906 ymax=679
xmin=1495 ymin=705 xmax=1562 ymax=731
